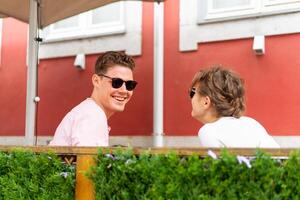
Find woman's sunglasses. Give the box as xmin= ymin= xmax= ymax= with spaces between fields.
xmin=189 ymin=87 xmax=196 ymax=99
xmin=98 ymin=74 xmax=138 ymax=91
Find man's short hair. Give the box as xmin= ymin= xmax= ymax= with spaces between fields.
xmin=95 ymin=51 xmax=135 ymax=74
xmin=191 ymin=65 xmax=245 ymax=118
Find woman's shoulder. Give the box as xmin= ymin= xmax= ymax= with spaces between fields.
xmin=200 ymin=116 xmax=266 ymax=135
xmin=240 ymin=116 xmax=264 ymax=126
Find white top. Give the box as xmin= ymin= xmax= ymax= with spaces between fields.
xmin=49 ymin=98 xmax=109 ymax=146
xmin=198 ymin=116 xmax=280 ymax=148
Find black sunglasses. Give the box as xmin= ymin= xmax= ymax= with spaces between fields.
xmin=189 ymin=87 xmax=196 ymax=99
xmin=98 ymin=73 xmax=138 ymax=91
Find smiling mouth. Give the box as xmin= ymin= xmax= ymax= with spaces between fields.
xmin=113 ymin=95 xmax=127 ymax=102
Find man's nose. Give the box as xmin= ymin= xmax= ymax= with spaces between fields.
xmin=119 ymin=82 xmax=127 ymax=92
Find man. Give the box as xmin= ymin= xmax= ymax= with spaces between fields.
xmin=49 ymin=51 xmax=137 ymax=146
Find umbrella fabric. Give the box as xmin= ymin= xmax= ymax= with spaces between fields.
xmin=0 ymin=0 xmax=165 ymax=28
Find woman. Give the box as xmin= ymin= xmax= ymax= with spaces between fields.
xmin=190 ymin=66 xmax=279 ymax=148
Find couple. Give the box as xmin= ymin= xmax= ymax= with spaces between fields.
xmin=50 ymin=51 xmax=279 ymax=148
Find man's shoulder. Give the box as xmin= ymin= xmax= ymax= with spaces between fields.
xmin=72 ymin=99 xmax=101 ymax=112
xmin=61 ymin=98 xmax=106 ymax=125
xmin=66 ymin=99 xmax=105 ymax=119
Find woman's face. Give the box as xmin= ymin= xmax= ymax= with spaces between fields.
xmin=190 ymin=84 xmax=209 ymax=123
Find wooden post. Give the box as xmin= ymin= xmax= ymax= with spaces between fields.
xmin=75 ymin=155 xmax=95 ymax=200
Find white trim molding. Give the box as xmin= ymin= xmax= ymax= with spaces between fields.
xmin=0 ymin=19 xmax=2 ymax=66
xmin=1 ymin=136 xmax=300 ymax=148
xmin=180 ymin=0 xmax=300 ymax=51
xmin=153 ymin=2 xmax=165 ymax=147
xmin=39 ymin=1 xmax=142 ymax=58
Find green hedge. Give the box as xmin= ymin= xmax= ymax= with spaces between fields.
xmin=88 ymin=149 xmax=300 ymax=200
xmin=0 ymin=150 xmax=75 ymax=200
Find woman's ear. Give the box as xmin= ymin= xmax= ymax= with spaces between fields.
xmin=203 ymin=96 xmax=211 ymax=107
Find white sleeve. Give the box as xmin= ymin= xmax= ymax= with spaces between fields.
xmin=49 ymin=113 xmax=73 ymax=146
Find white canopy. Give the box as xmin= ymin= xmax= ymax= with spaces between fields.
xmin=0 ymin=0 xmax=164 ymax=28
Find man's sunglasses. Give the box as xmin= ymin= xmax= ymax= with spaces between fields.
xmin=189 ymin=87 xmax=196 ymax=99
xmin=98 ymin=73 xmax=138 ymax=91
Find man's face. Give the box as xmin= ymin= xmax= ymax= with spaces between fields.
xmin=93 ymin=65 xmax=134 ymax=118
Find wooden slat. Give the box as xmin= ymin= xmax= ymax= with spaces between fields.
xmin=75 ymin=155 xmax=95 ymax=200
xmin=0 ymin=145 xmax=298 ymax=156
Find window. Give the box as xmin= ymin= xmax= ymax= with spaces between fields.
xmin=43 ymin=2 xmax=125 ymax=42
xmin=198 ymin=0 xmax=300 ymax=23
xmin=180 ymin=0 xmax=300 ymax=51
xmin=39 ymin=1 xmax=143 ymax=59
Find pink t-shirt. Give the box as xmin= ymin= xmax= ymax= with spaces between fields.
xmin=49 ymin=98 xmax=109 ymax=146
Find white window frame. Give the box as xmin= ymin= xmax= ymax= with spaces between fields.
xmin=198 ymin=0 xmax=300 ymax=23
xmin=39 ymin=1 xmax=143 ymax=58
xmin=43 ymin=2 xmax=125 ymax=42
xmin=198 ymin=1 xmax=259 ymax=23
xmin=180 ymin=0 xmax=300 ymax=51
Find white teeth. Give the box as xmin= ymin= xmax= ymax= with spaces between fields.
xmin=114 ymin=96 xmax=126 ymax=101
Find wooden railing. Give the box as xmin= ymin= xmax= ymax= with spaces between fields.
xmin=0 ymin=146 xmax=297 ymax=200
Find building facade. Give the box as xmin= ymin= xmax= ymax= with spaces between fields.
xmin=1 ymin=0 xmax=300 ymax=147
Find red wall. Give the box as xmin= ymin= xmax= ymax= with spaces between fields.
xmin=164 ymin=0 xmax=300 ymax=136
xmin=0 ymin=18 xmax=27 ymax=136
xmin=37 ymin=2 xmax=155 ymax=136
xmin=1 ymin=0 xmax=300 ymax=137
